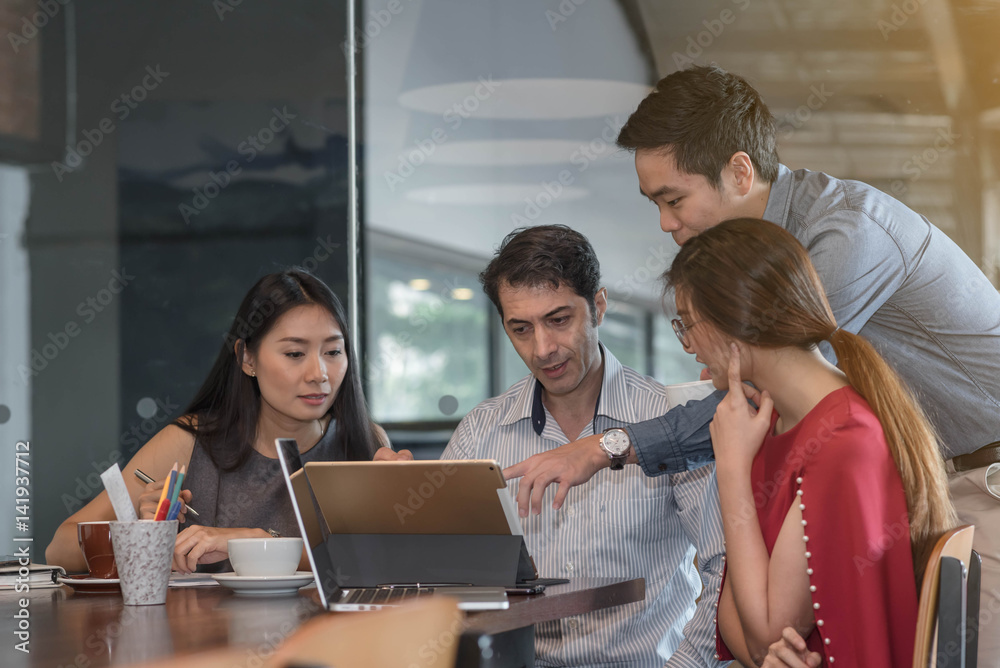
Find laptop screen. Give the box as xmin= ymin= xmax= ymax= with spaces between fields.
xmin=276 ymin=437 xmax=342 ymax=608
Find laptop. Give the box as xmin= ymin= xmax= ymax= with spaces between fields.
xmin=276 ymin=438 xmax=512 ymax=611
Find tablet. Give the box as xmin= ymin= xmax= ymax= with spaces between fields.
xmin=296 ymin=459 xmax=524 ymax=536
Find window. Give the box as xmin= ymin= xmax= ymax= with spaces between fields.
xmin=366 ymin=233 xmax=490 ymax=423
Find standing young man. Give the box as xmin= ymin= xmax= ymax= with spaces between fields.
xmin=505 ymin=66 xmax=1000 ymax=664
xmin=447 ymin=225 xmax=727 ymax=667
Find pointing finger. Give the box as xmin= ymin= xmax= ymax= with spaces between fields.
xmin=740 ymin=380 xmax=762 ymax=407
xmin=756 ymin=390 xmax=774 ymax=421
xmin=504 ymin=460 xmax=527 ymax=481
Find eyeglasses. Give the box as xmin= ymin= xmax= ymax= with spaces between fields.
xmin=671 ymin=317 xmax=703 ymax=346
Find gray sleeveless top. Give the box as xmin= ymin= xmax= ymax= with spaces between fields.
xmin=184 ymin=420 xmax=344 ymax=540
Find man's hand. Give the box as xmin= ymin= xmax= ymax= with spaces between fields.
xmin=502 ymin=434 xmax=609 ymax=517
xmin=373 ymin=447 xmax=414 ymax=462
xmin=761 ymin=628 xmax=822 ymax=668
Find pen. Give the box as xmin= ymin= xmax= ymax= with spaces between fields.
xmin=134 ymin=468 xmax=200 ymax=517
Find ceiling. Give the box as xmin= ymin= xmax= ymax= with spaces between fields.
xmin=364 ymin=0 xmax=1000 ymax=303
xmin=636 ymin=0 xmax=1000 ymax=267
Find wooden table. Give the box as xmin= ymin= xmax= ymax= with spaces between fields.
xmin=0 ymin=577 xmax=644 ymax=667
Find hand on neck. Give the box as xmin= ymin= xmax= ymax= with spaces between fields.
xmin=746 ymin=345 xmax=848 ymax=434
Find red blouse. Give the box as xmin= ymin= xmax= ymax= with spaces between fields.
xmin=715 ymin=386 xmax=917 ymax=667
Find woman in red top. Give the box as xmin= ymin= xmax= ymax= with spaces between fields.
xmin=665 ymin=218 xmax=957 ymax=667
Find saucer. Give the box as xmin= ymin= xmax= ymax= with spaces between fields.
xmin=58 ymin=574 xmax=122 ymax=594
xmin=211 ymin=571 xmax=314 ymax=596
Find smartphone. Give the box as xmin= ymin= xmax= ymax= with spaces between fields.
xmin=505 ymin=584 xmax=546 ymax=595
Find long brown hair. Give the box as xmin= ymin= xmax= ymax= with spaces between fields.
xmin=666 ymin=217 xmax=956 ymax=582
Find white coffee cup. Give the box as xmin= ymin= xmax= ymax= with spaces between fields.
xmin=228 ymin=537 xmax=303 ymax=577
xmin=664 ymin=379 xmax=715 ymax=407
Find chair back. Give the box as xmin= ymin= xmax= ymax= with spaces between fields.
xmin=271 ymin=596 xmax=463 ymax=668
xmin=913 ymin=524 xmax=976 ymax=668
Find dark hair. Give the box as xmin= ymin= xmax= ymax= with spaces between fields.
xmin=175 ymin=269 xmax=379 ymax=471
xmin=479 ymin=225 xmax=601 ymax=323
xmin=665 ymin=218 xmax=956 ymax=584
xmin=617 ymin=65 xmax=779 ymax=188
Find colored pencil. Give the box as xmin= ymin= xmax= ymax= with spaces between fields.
xmin=167 ymin=466 xmax=184 ymax=508
xmin=165 ymin=465 xmax=187 ymax=521
xmin=154 ymin=464 xmax=177 ymax=521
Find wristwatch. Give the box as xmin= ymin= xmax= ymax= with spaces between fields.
xmin=599 ymin=428 xmax=631 ymax=470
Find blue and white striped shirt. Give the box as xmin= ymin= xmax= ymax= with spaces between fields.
xmin=442 ymin=346 xmax=729 ymax=668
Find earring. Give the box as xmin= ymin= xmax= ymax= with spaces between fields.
xmin=250 ymin=370 xmax=256 ymax=377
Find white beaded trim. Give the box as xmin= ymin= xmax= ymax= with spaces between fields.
xmin=799 ymin=474 xmax=832 ymax=663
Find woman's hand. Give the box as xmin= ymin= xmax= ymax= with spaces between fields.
xmin=137 ymin=481 xmax=192 ymax=524
xmin=709 ymin=344 xmax=773 ymax=472
xmin=761 ymin=628 xmax=822 ymax=668
xmin=373 ymin=446 xmax=414 ymax=461
xmin=172 ymin=526 xmax=268 ymax=573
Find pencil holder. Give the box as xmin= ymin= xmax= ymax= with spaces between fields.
xmin=110 ymin=520 xmax=178 ymax=605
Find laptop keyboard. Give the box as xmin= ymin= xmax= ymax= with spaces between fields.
xmin=342 ymin=587 xmax=435 ymax=606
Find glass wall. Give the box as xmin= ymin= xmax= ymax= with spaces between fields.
xmin=3 ymin=0 xmax=999 ymax=561
xmin=360 ymin=0 xmax=1000 ymax=455
xmin=1 ymin=0 xmax=354 ymax=560
xmin=361 ymin=0 xmax=705 ymax=450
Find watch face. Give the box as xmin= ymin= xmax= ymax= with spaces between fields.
xmin=602 ymin=429 xmax=630 ymax=456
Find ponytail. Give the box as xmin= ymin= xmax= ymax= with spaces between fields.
xmin=829 ymin=329 xmax=957 ymax=583
xmin=667 ymin=218 xmax=959 ymax=584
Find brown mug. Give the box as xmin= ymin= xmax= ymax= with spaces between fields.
xmin=78 ymin=521 xmax=119 ymax=579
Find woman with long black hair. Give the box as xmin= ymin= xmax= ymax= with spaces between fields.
xmin=46 ymin=269 xmax=384 ymax=572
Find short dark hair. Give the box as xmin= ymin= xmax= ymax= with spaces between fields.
xmin=480 ymin=225 xmax=601 ymax=323
xmin=617 ymin=65 xmax=779 ymax=187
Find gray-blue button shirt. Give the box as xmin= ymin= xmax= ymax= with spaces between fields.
xmin=628 ymin=164 xmax=1000 ymax=471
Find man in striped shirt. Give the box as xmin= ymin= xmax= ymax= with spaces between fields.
xmin=444 ymin=225 xmax=729 ymax=668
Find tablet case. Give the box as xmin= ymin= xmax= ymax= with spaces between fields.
xmin=290 ymin=460 xmax=537 ymax=589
